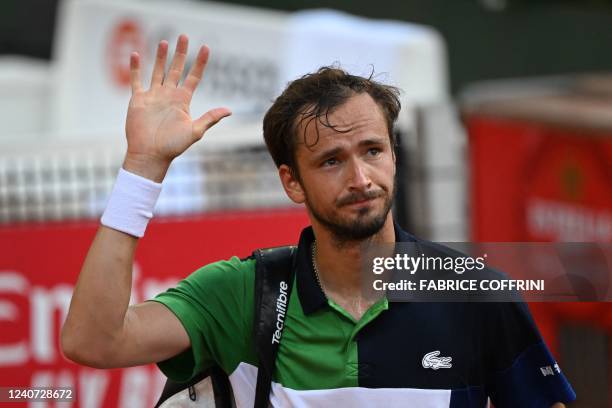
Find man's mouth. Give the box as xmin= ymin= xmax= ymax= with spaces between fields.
xmin=347 ymin=197 xmax=375 ymax=207
xmin=338 ymin=191 xmax=383 ymax=207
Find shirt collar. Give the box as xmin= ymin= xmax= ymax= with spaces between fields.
xmin=295 ymin=221 xmax=418 ymax=315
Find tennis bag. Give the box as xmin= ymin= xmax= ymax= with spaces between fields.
xmin=154 ymin=246 xmax=296 ymax=408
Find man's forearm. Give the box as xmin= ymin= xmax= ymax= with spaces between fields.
xmin=61 ymin=226 xmax=138 ymax=366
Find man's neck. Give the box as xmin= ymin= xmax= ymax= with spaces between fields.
xmin=311 ymin=215 xmax=395 ymax=297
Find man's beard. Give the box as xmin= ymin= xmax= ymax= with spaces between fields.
xmin=305 ymin=183 xmax=394 ymax=243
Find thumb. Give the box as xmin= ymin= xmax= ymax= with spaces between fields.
xmin=192 ymin=107 xmax=232 ymax=140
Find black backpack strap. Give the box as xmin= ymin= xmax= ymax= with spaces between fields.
xmin=154 ymin=371 xmax=206 ymax=408
xmin=154 ymin=365 xmax=232 ymax=408
xmin=252 ymin=246 xmax=296 ymax=408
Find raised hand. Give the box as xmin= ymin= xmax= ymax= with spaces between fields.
xmin=123 ymin=34 xmax=231 ymax=182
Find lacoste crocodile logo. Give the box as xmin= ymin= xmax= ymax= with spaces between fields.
xmin=422 ymin=350 xmax=453 ymax=370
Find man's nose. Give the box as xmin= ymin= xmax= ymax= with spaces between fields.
xmin=347 ymin=159 xmax=372 ymax=190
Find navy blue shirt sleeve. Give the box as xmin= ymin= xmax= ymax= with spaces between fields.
xmin=485 ymin=302 xmax=576 ymax=407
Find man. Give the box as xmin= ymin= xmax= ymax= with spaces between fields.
xmin=62 ymin=35 xmax=575 ymax=407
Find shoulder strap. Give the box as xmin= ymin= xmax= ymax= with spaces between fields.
xmin=252 ymin=246 xmax=297 ymax=408
xmin=153 ymin=365 xmax=232 ymax=408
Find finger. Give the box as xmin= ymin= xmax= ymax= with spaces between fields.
xmin=165 ymin=34 xmax=189 ymax=87
xmin=150 ymin=40 xmax=168 ymax=88
xmin=182 ymin=45 xmax=209 ymax=94
xmin=192 ymin=107 xmax=232 ymax=139
xmin=129 ymin=52 xmax=142 ymax=93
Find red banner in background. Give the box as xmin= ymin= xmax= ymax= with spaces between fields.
xmin=466 ymin=116 xmax=612 ymax=243
xmin=0 ymin=208 xmax=309 ymax=407
xmin=465 ymin=115 xmax=612 ymax=350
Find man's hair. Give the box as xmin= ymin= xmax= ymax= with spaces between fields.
xmin=263 ymin=66 xmax=401 ymax=176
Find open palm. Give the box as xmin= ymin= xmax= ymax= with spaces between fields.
xmin=124 ymin=35 xmax=231 ymax=181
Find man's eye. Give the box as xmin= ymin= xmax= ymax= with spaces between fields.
xmin=323 ymin=158 xmax=338 ymax=167
xmin=367 ymin=148 xmax=381 ymax=156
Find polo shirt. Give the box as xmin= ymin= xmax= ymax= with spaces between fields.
xmin=153 ymin=224 xmax=576 ymax=407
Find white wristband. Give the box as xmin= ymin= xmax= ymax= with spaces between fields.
xmin=101 ymin=168 xmax=162 ymax=238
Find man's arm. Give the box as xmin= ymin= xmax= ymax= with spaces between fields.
xmin=61 ymin=35 xmax=231 ymax=368
xmin=61 ymin=227 xmax=191 ymax=368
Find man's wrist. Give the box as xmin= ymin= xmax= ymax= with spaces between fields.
xmin=122 ymin=153 xmax=171 ymax=183
xmin=100 ymin=168 xmax=163 ymax=238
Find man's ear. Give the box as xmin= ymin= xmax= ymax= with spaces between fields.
xmin=279 ymin=164 xmax=305 ymax=204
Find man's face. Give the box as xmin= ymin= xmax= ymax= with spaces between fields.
xmin=288 ymin=93 xmax=396 ymax=242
